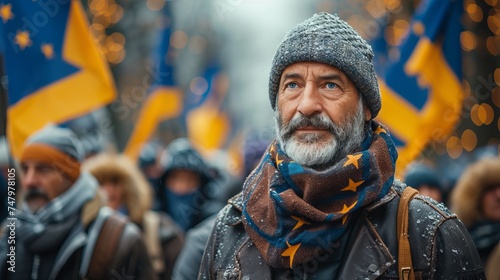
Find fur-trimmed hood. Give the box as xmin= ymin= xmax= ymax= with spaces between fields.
xmin=450 ymin=157 xmax=500 ymax=228
xmin=82 ymin=153 xmax=152 ymax=224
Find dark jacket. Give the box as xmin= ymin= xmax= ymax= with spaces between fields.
xmin=0 ymin=194 xmax=156 ymax=280
xmin=450 ymin=157 xmax=500 ymax=280
xmin=199 ymin=181 xmax=485 ymax=280
xmin=173 ymin=214 xmax=217 ymax=280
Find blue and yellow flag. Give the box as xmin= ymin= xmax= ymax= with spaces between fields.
xmin=0 ymin=0 xmax=116 ymax=158
xmin=373 ymin=0 xmax=464 ymax=173
xmin=124 ymin=3 xmax=182 ymax=160
xmin=184 ymin=62 xmax=231 ymax=153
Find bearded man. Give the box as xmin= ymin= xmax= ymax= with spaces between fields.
xmin=198 ymin=12 xmax=485 ymax=280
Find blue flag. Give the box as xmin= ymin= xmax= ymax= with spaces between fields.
xmin=0 ymin=0 xmax=116 ymax=158
xmin=372 ymin=0 xmax=464 ymax=172
xmin=124 ymin=3 xmax=182 ymax=160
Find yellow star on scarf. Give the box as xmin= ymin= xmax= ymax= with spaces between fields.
xmin=338 ymin=201 xmax=357 ymax=215
xmin=341 ymin=179 xmax=364 ymax=192
xmin=41 ymin=43 xmax=54 ymax=59
xmin=0 ymin=4 xmax=14 ymax=23
xmin=291 ymin=215 xmax=310 ymax=230
xmin=375 ymin=126 xmax=387 ymax=135
xmin=343 ymin=154 xmax=362 ymax=169
xmin=276 ymin=153 xmax=283 ymax=165
xmin=15 ymin=30 xmax=32 ymax=50
xmin=282 ymin=241 xmax=301 ymax=268
xmin=342 ymin=215 xmax=349 ymax=225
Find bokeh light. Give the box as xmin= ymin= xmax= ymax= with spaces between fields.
xmin=147 ymin=0 xmax=165 ymax=11
xmin=495 ymin=68 xmax=500 ymax=87
xmin=487 ymin=36 xmax=500 ymax=56
xmin=446 ymin=136 xmax=463 ymax=159
xmin=412 ymin=21 xmax=424 ymax=36
xmin=461 ymin=129 xmax=477 ymax=152
xmin=366 ymin=0 xmax=386 ymax=19
xmin=492 ymin=87 xmax=500 ymax=107
xmin=471 ymin=103 xmax=495 ymax=126
xmin=170 ymin=30 xmax=188 ymax=49
xmin=485 ymin=0 xmax=498 ymax=6
xmin=383 ymin=0 xmax=401 ymax=12
xmin=190 ymin=77 xmax=209 ymax=96
xmin=460 ymin=31 xmax=477 ymax=52
xmin=488 ymin=14 xmax=500 ymax=35
xmin=466 ymin=3 xmax=483 ymax=23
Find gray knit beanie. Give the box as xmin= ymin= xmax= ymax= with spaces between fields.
xmin=269 ymin=12 xmax=381 ymax=119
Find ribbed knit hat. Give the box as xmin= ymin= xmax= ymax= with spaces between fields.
xmin=20 ymin=125 xmax=85 ymax=181
xmin=269 ymin=12 xmax=381 ymax=119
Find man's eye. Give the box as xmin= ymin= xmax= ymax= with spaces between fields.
xmin=326 ymin=82 xmax=337 ymax=89
xmin=39 ymin=166 xmax=54 ymax=173
xmin=286 ymin=82 xmax=298 ymax=89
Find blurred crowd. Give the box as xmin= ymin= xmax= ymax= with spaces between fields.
xmin=0 ymin=124 xmax=498 ymax=279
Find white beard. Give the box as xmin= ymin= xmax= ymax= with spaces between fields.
xmin=275 ymin=98 xmax=366 ymax=168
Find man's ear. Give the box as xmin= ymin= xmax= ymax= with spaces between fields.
xmin=364 ymin=106 xmax=372 ymax=121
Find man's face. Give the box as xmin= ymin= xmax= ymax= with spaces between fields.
xmin=482 ymin=185 xmax=500 ymax=221
xmin=164 ymin=169 xmax=201 ymax=195
xmin=417 ymin=185 xmax=442 ymax=202
xmin=275 ymin=62 xmax=370 ymax=168
xmin=100 ymin=177 xmax=126 ymax=211
xmin=21 ymin=161 xmax=73 ymax=213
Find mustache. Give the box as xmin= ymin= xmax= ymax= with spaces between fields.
xmin=280 ymin=114 xmax=336 ymax=140
xmin=24 ymin=188 xmax=50 ymax=202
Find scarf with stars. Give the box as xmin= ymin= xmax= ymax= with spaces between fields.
xmin=241 ymin=121 xmax=397 ymax=269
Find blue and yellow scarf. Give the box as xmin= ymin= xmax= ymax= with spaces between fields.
xmin=242 ymin=121 xmax=397 ymax=268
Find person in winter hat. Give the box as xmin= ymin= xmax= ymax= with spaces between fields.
xmin=403 ymin=162 xmax=445 ymax=203
xmin=0 ymin=125 xmax=155 ymax=280
xmin=84 ymin=153 xmax=184 ymax=280
xmin=450 ymin=157 xmax=500 ymax=280
xmin=158 ymin=138 xmax=223 ymax=231
xmin=199 ymin=12 xmax=484 ymax=279
xmin=172 ymin=132 xmax=269 ymax=280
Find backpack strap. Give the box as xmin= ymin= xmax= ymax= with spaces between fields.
xmin=397 ymin=186 xmax=419 ymax=280
xmin=143 ymin=211 xmax=165 ymax=274
xmin=86 ymin=213 xmax=127 ymax=280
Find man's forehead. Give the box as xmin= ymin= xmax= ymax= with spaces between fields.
xmin=280 ymin=62 xmax=347 ymax=78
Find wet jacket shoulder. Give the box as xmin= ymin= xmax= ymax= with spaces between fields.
xmin=198 ymin=180 xmax=485 ymax=280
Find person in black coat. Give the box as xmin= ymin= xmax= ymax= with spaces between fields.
xmin=157 ymin=138 xmax=223 ymax=232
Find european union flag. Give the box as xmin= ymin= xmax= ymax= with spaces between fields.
xmin=124 ymin=3 xmax=182 ymax=160
xmin=373 ymin=0 xmax=464 ymax=173
xmin=1 ymin=0 xmax=116 ymax=158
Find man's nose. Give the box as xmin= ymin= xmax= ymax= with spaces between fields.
xmin=297 ymin=84 xmax=322 ymax=117
xmin=22 ymin=168 xmax=38 ymax=189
